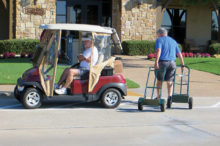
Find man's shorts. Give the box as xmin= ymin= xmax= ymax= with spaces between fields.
xmin=78 ymin=68 xmax=89 ymax=76
xmin=156 ymin=60 xmax=176 ymax=81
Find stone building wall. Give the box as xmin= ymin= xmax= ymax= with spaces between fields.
xmin=120 ymin=0 xmax=157 ymax=41
xmin=16 ymin=0 xmax=56 ymax=39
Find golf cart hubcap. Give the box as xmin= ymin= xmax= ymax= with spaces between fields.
xmin=26 ymin=92 xmax=40 ymax=106
xmin=105 ymin=91 xmax=118 ymax=106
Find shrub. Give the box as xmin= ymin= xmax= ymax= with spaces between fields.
xmin=181 ymin=52 xmax=185 ymax=57
xmin=208 ymin=43 xmax=220 ymax=55
xmin=185 ymin=52 xmax=189 ymax=57
xmin=28 ymin=52 xmax=33 ymax=58
xmin=9 ymin=52 xmax=15 ymax=58
xmin=195 ymin=53 xmax=202 ymax=57
xmin=0 ymin=39 xmax=40 ymax=54
xmin=189 ymin=52 xmax=194 ymax=57
xmin=3 ymin=52 xmax=10 ymax=59
xmin=122 ymin=40 xmax=155 ymax=55
xmin=204 ymin=53 xmax=211 ymax=57
xmin=147 ymin=53 xmax=155 ymax=59
xmin=20 ymin=52 xmax=26 ymax=58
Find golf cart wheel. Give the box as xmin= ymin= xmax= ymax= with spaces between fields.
xmin=14 ymin=86 xmax=21 ymax=102
xmin=188 ymin=97 xmax=193 ymax=109
xmin=138 ymin=102 xmax=143 ymax=111
xmin=101 ymin=88 xmax=121 ymax=108
xmin=160 ymin=103 xmax=165 ymax=112
xmin=21 ymin=88 xmax=43 ymax=109
xmin=167 ymin=96 xmax=172 ymax=108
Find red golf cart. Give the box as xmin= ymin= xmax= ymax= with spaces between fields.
xmin=14 ymin=24 xmax=127 ymax=109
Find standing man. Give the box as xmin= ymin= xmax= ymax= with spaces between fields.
xmin=55 ymin=36 xmax=98 ymax=95
xmin=154 ymin=28 xmax=184 ymax=103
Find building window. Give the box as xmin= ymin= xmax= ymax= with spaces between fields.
xmin=56 ymin=0 xmax=67 ymax=23
xmin=211 ymin=11 xmax=219 ymax=41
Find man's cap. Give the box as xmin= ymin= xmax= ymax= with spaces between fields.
xmin=82 ymin=33 xmax=92 ymax=41
xmin=82 ymin=37 xmax=92 ymax=41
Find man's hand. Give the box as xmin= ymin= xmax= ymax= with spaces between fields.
xmin=154 ymin=62 xmax=159 ymax=69
xmin=78 ymin=54 xmax=86 ymax=61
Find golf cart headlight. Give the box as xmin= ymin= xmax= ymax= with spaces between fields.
xmin=17 ymin=86 xmax=24 ymax=92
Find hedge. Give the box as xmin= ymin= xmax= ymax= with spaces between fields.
xmin=122 ymin=40 xmax=183 ymax=56
xmin=122 ymin=40 xmax=156 ymax=55
xmin=207 ymin=43 xmax=220 ymax=55
xmin=0 ymin=39 xmax=40 ymax=54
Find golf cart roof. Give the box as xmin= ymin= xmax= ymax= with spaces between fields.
xmin=40 ymin=24 xmax=113 ymax=34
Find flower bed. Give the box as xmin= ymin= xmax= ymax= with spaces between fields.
xmin=147 ymin=52 xmax=211 ymax=59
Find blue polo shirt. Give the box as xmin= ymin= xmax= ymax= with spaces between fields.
xmin=155 ymin=36 xmax=181 ymax=61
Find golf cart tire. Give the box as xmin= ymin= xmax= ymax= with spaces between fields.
xmin=21 ymin=88 xmax=43 ymax=109
xmin=167 ymin=96 xmax=172 ymax=108
xmin=14 ymin=86 xmax=21 ymax=102
xmin=101 ymin=88 xmax=121 ymax=108
xmin=160 ymin=103 xmax=165 ymax=112
xmin=138 ymin=102 xmax=143 ymax=111
xmin=189 ymin=97 xmax=193 ymax=109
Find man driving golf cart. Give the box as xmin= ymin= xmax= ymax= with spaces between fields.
xmin=55 ymin=34 xmax=99 ymax=95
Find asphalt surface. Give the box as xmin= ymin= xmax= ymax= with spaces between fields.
xmin=0 ymin=55 xmax=220 ymax=146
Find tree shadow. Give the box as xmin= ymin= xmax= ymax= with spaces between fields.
xmin=117 ymin=107 xmax=162 ymax=113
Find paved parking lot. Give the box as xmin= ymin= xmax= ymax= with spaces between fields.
xmin=0 ymin=93 xmax=220 ymax=146
xmin=0 ymin=55 xmax=220 ymax=145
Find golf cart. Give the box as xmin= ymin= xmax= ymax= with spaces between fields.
xmin=14 ymin=24 xmax=127 ymax=109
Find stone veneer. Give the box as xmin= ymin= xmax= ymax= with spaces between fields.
xmin=120 ymin=0 xmax=157 ymax=41
xmin=16 ymin=0 xmax=56 ymax=39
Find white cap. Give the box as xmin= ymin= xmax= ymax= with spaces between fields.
xmin=82 ymin=37 xmax=92 ymax=41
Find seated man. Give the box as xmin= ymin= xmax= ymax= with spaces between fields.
xmin=55 ymin=36 xmax=98 ymax=95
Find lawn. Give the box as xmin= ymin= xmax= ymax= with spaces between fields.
xmin=0 ymin=58 xmax=139 ymax=88
xmin=176 ymin=57 xmax=220 ymax=75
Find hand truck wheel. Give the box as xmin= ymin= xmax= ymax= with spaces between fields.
xmin=138 ymin=102 xmax=143 ymax=111
xmin=160 ymin=103 xmax=165 ymax=112
xmin=188 ymin=97 xmax=193 ymax=109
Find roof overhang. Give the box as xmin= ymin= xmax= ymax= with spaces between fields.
xmin=40 ymin=23 xmax=113 ymax=34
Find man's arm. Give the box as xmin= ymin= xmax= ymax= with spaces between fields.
xmin=78 ymin=54 xmax=91 ymax=63
xmin=154 ymin=48 xmax=161 ymax=69
xmin=177 ymin=52 xmax=184 ymax=69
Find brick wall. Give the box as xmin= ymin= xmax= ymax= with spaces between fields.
xmin=120 ymin=0 xmax=157 ymax=41
xmin=16 ymin=0 xmax=56 ymax=39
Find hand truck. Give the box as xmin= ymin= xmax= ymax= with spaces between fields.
xmin=138 ymin=66 xmax=166 ymax=112
xmin=167 ymin=65 xmax=193 ymax=109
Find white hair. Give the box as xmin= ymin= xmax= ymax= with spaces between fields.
xmin=157 ymin=28 xmax=167 ymax=36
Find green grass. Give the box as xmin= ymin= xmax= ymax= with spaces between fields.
xmin=126 ymin=78 xmax=140 ymax=88
xmin=0 ymin=58 xmax=140 ymax=88
xmin=176 ymin=57 xmax=220 ymax=75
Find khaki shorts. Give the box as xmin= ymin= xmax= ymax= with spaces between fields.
xmin=156 ymin=61 xmax=176 ymax=81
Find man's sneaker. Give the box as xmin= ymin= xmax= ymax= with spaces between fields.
xmin=55 ymin=87 xmax=67 ymax=95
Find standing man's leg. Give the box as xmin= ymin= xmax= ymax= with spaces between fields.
xmin=156 ymin=80 xmax=162 ymax=99
xmin=167 ymin=81 xmax=173 ymax=97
